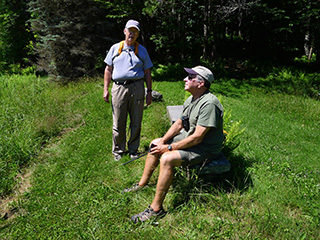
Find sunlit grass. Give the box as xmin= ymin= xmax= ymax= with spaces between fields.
xmin=1 ymin=72 xmax=319 ymax=239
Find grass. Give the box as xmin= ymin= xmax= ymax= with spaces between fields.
xmin=0 ymin=69 xmax=320 ymax=239
xmin=0 ymin=75 xmax=88 ymax=196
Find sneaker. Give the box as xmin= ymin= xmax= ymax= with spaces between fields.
xmin=114 ymin=154 xmax=122 ymax=161
xmin=129 ymin=153 xmax=139 ymax=160
xmin=131 ymin=205 xmax=167 ymax=223
xmin=122 ymin=183 xmax=143 ymax=193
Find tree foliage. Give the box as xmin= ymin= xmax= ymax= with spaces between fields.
xmin=1 ymin=0 xmax=320 ymax=78
xmin=0 ymin=0 xmax=34 ymax=71
xmin=138 ymin=0 xmax=320 ymax=66
xmin=28 ymin=0 xmax=114 ymax=80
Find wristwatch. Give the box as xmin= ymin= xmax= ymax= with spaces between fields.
xmin=167 ymin=145 xmax=172 ymax=151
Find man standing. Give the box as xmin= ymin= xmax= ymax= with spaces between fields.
xmin=123 ymin=66 xmax=224 ymax=223
xmin=103 ymin=20 xmax=153 ymax=161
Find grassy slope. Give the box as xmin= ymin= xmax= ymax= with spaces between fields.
xmin=0 ymin=76 xmax=319 ymax=239
xmin=220 ymin=89 xmax=320 ymax=237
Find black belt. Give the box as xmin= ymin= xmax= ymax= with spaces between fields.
xmin=114 ymin=79 xmax=143 ymax=85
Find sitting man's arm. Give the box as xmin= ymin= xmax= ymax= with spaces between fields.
xmin=161 ymin=118 xmax=184 ymax=143
xmin=149 ymin=119 xmax=183 ymax=154
xmin=151 ymin=124 xmax=210 ymax=154
xmin=170 ymin=125 xmax=210 ymax=150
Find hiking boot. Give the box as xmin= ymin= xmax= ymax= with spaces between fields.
xmin=131 ymin=205 xmax=167 ymax=223
xmin=122 ymin=183 xmax=144 ymax=193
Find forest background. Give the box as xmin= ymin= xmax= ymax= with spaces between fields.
xmin=1 ymin=0 xmax=320 ymax=79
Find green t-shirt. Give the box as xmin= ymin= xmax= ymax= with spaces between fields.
xmin=180 ymin=91 xmax=224 ymax=155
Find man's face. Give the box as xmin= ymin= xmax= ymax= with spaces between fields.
xmin=124 ymin=27 xmax=139 ymax=45
xmin=184 ymin=74 xmax=201 ymax=92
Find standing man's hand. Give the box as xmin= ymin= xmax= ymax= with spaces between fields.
xmin=144 ymin=68 xmax=152 ymax=106
xmin=146 ymin=91 xmax=152 ymax=106
xmin=103 ymin=65 xmax=113 ymax=104
xmin=103 ymin=89 xmax=110 ymax=103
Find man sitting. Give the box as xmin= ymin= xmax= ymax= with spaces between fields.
xmin=123 ymin=66 xmax=224 ymax=223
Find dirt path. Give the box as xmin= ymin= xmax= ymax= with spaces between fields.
xmin=0 ymin=124 xmax=84 ymax=221
xmin=0 ymin=168 xmax=33 ymax=221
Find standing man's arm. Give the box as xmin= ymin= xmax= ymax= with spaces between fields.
xmin=145 ymin=68 xmax=152 ymax=106
xmin=103 ymin=65 xmax=113 ymax=103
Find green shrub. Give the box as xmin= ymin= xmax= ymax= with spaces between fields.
xmin=218 ymin=96 xmax=245 ymax=155
xmin=152 ymin=63 xmax=185 ymax=82
xmin=294 ymin=53 xmax=317 ymax=63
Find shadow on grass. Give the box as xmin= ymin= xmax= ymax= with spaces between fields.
xmin=171 ymin=152 xmax=253 ymax=209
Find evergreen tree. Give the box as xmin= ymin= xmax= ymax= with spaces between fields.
xmin=28 ymin=0 xmax=114 ymax=80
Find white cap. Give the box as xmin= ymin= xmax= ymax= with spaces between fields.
xmin=125 ymin=20 xmax=140 ymax=31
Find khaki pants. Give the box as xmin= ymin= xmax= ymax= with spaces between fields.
xmin=111 ymin=79 xmax=145 ymax=155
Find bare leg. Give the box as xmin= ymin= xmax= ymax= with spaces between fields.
xmin=138 ymin=152 xmax=160 ymax=187
xmin=150 ymin=151 xmax=183 ymax=212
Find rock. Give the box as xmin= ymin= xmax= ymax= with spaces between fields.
xmin=190 ymin=152 xmax=231 ymax=175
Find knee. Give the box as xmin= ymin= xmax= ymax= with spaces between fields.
xmin=160 ymin=152 xmax=175 ymax=167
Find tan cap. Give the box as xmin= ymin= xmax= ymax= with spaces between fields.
xmin=184 ymin=66 xmax=214 ymax=83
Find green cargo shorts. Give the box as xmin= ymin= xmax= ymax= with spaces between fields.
xmin=169 ymin=134 xmax=219 ymax=167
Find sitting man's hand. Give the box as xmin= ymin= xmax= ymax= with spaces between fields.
xmin=149 ymin=138 xmax=170 ymax=155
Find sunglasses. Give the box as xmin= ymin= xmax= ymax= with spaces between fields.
xmin=188 ymin=74 xmax=198 ymax=80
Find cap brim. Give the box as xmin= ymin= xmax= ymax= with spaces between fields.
xmin=184 ymin=68 xmax=198 ymax=75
